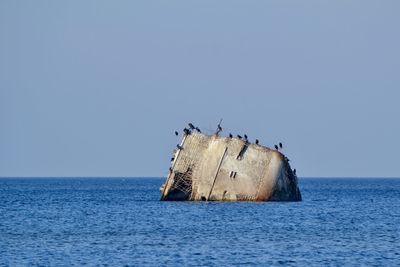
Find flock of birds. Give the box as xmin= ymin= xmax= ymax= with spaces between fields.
xmin=175 ymin=123 xmax=285 ymax=151
xmin=173 ymin=122 xmax=297 ymax=176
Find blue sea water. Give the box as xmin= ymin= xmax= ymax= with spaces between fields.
xmin=0 ymin=178 xmax=399 ymax=266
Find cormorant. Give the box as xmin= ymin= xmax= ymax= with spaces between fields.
xmin=255 ymin=139 xmax=259 ymax=145
xmin=215 ymin=119 xmax=223 ymax=135
xmin=279 ymin=142 xmax=283 ymax=149
xmin=244 ymin=134 xmax=248 ymax=140
xmin=176 ymin=144 xmax=183 ymax=150
xmin=174 ymin=131 xmax=178 ymax=136
xmin=274 ymin=145 xmax=279 ymax=150
xmin=229 ymin=133 xmax=233 ymax=138
xmin=170 ymin=157 xmax=174 ymax=161
xmin=293 ymin=169 xmax=296 ymax=175
xmin=183 ymin=128 xmax=191 ymax=135
xmin=188 ymin=123 xmax=195 ymax=130
xmin=195 ymin=127 xmax=201 ymax=133
xmin=237 ymin=135 xmax=242 ymax=139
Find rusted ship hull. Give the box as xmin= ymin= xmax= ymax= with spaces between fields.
xmin=160 ymin=132 xmax=301 ymax=202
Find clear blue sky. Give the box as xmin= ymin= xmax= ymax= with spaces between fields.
xmin=1 ymin=1 xmax=399 ymax=177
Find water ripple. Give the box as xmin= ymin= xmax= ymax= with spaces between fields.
xmin=0 ymin=177 xmax=399 ymax=266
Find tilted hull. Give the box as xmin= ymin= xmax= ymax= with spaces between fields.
xmin=160 ymin=133 xmax=301 ymax=202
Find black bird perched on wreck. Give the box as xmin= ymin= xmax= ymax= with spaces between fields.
xmin=244 ymin=134 xmax=248 ymax=140
xmin=183 ymin=128 xmax=191 ymax=135
xmin=229 ymin=133 xmax=233 ymax=138
xmin=176 ymin=144 xmax=183 ymax=150
xmin=293 ymin=169 xmax=297 ymax=176
xmin=274 ymin=145 xmax=279 ymax=150
xmin=237 ymin=134 xmax=242 ymax=139
xmin=215 ymin=119 xmax=223 ymax=135
xmin=188 ymin=123 xmax=195 ymax=130
xmin=279 ymin=142 xmax=283 ymax=149
xmin=255 ymin=139 xmax=259 ymax=145
xmin=195 ymin=127 xmax=201 ymax=133
xmin=174 ymin=131 xmax=178 ymax=136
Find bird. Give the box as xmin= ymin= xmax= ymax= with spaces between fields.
xmin=188 ymin=123 xmax=195 ymax=130
xmin=274 ymin=145 xmax=279 ymax=150
xmin=215 ymin=119 xmax=223 ymax=135
xmin=174 ymin=131 xmax=178 ymax=136
xmin=176 ymin=144 xmax=183 ymax=150
xmin=229 ymin=133 xmax=233 ymax=138
xmin=293 ymin=169 xmax=297 ymax=176
xmin=255 ymin=139 xmax=259 ymax=145
xmin=170 ymin=157 xmax=175 ymax=161
xmin=279 ymin=142 xmax=283 ymax=149
xmin=195 ymin=127 xmax=201 ymax=133
xmin=183 ymin=128 xmax=191 ymax=135
xmin=237 ymin=134 xmax=242 ymax=139
xmin=244 ymin=134 xmax=248 ymax=140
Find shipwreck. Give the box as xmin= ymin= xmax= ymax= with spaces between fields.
xmin=160 ymin=123 xmax=301 ymax=202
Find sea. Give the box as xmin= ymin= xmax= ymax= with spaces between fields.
xmin=0 ymin=177 xmax=399 ymax=266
